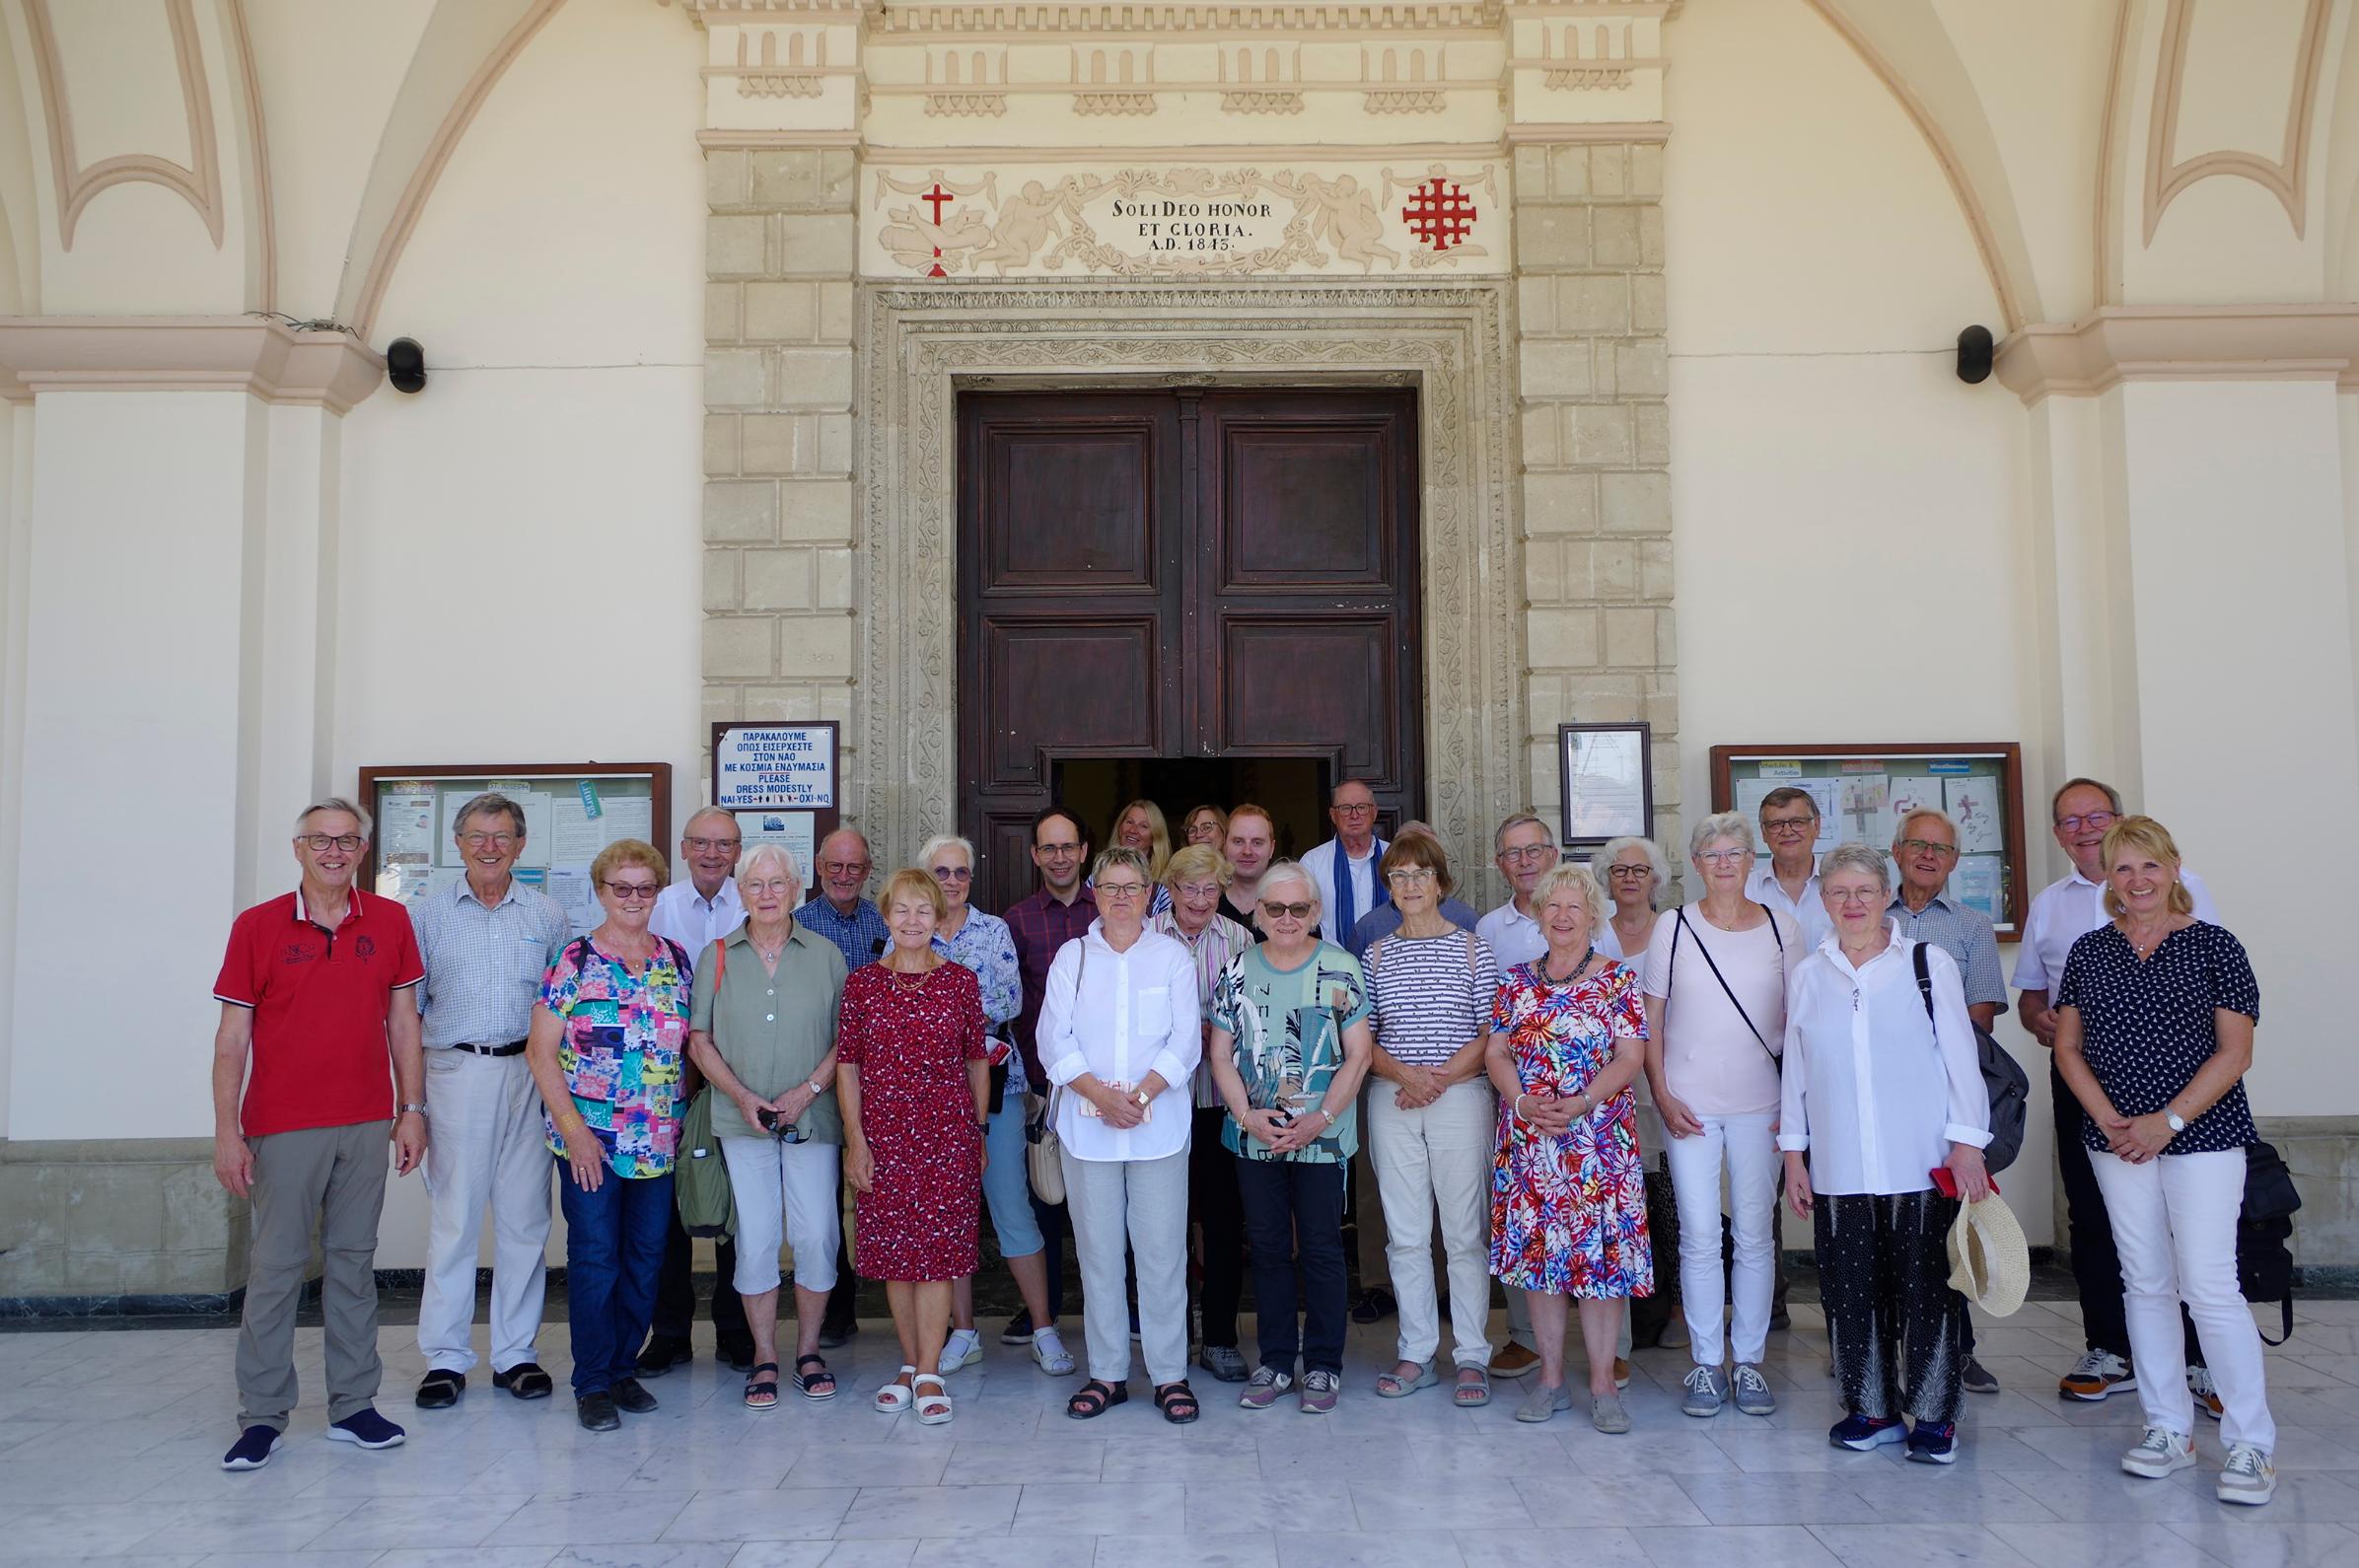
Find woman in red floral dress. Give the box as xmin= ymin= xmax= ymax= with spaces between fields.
xmin=837 ymin=867 xmax=989 ymax=1425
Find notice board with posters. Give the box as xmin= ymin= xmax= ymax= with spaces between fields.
xmin=1708 ymin=742 xmax=2028 ymax=936
xmin=358 ymin=762 xmax=674 ymax=937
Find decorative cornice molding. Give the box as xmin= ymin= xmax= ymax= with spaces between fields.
xmin=23 ymin=0 xmax=225 ymax=250
xmin=1995 ymin=305 xmax=2359 ymax=402
xmin=0 ymin=318 xmax=387 ymax=414
xmin=1500 ymin=120 xmax=1668 ymax=144
xmin=1222 ymin=89 xmax=1306 ymax=113
xmin=2142 ymin=0 xmax=2329 ymax=245
xmin=867 ymin=3 xmax=1499 ymax=35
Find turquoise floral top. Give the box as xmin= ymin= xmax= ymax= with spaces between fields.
xmin=1210 ymin=942 xmax=1371 ymax=1165
xmin=539 ymin=934 xmax=692 ymax=1178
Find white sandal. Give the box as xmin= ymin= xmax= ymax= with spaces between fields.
xmin=913 ymin=1372 xmax=953 ymax=1425
xmin=874 ymin=1364 xmax=916 ymax=1414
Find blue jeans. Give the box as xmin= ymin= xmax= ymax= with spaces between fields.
xmin=556 ymin=1160 xmax=673 ymax=1397
xmin=983 ymin=1103 xmax=1044 ymax=1259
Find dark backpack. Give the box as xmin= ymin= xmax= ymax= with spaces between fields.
xmin=1910 ymin=943 xmax=2030 ymax=1173
xmin=2240 ymin=1140 xmax=2302 ymax=1346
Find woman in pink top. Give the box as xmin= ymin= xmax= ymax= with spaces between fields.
xmin=1640 ymin=811 xmax=1799 ymax=1420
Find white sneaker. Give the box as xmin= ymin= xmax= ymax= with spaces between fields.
xmin=937 ymin=1328 xmax=983 ymax=1374
xmin=1031 ymin=1326 xmax=1076 ymax=1376
xmin=2217 ymin=1443 xmax=2276 ymax=1506
xmin=2120 ymin=1425 xmax=2196 ymax=1479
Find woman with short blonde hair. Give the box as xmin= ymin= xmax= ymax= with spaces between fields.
xmin=1109 ymin=801 xmax=1176 ymax=915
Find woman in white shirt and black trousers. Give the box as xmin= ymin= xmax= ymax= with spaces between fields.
xmin=1780 ymin=842 xmax=1992 ymax=1466
xmin=1037 ymin=846 xmax=1205 ymax=1423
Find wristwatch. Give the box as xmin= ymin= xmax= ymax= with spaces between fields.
xmin=398 ymin=1103 xmax=429 ymax=1117
xmin=2164 ymin=1108 xmax=2186 ymax=1134
xmin=808 ymin=1077 xmax=830 ymax=1096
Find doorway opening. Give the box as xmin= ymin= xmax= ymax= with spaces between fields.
xmin=1053 ymin=755 xmax=1342 ymax=867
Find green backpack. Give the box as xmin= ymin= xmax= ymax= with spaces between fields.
xmin=675 ymin=940 xmax=737 ymax=1238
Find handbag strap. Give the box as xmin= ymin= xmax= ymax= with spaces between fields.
xmin=1671 ymin=906 xmax=1780 ymax=1067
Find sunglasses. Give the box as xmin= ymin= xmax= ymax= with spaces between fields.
xmin=1260 ymin=900 xmax=1315 ymax=920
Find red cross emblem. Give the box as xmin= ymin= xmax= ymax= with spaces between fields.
xmin=1401 ymin=178 xmax=1476 ymax=252
xmin=921 ymin=182 xmax=954 ymax=278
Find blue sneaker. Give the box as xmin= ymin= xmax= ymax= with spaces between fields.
xmin=220 ymin=1425 xmax=281 ymax=1470
xmin=1828 ymin=1413 xmax=1905 ymax=1451
xmin=1905 ymin=1421 xmax=1958 ymax=1464
xmin=325 ymin=1408 xmax=406 ymax=1450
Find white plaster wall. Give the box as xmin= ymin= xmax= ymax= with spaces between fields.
xmin=334 ymin=0 xmax=705 ymax=1265
xmin=1664 ymin=0 xmax=2052 ymax=1237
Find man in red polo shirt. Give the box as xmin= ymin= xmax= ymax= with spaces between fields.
xmin=212 ymin=797 xmax=428 ymax=1471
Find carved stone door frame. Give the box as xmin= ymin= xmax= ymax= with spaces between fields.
xmin=856 ymin=279 xmax=1521 ymax=899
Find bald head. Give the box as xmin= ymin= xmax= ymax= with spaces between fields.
xmin=816 ymin=827 xmax=873 ymax=912
xmin=1328 ymin=777 xmax=1379 ymax=853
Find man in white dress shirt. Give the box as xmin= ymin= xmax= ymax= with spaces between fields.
xmin=1745 ymin=786 xmax=1833 ymax=950
xmin=411 ymin=793 xmax=572 ymax=1409
xmin=1307 ymin=779 xmax=1394 ymax=1321
xmin=1472 ymin=811 xmax=1561 ymax=1379
xmin=2015 ymin=777 xmax=2219 ymax=1408
xmin=640 ymin=807 xmax=752 ymax=1374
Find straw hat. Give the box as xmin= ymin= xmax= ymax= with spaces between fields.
xmin=1948 ymin=1191 xmax=2030 ymax=1318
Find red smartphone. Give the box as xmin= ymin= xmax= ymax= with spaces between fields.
xmin=1929 ymin=1168 xmax=1999 ymax=1200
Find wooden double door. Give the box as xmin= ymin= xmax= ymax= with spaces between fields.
xmin=957 ymin=388 xmax=1424 ymax=913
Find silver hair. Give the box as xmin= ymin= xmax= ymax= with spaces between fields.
xmin=1594 ymin=834 xmax=1672 ymax=908
xmin=681 ymin=805 xmax=738 ymax=838
xmin=1687 ymin=811 xmax=1755 ymax=858
xmin=296 ymin=796 xmax=373 ymax=841
xmin=1894 ymin=806 xmax=1960 ymax=845
xmin=735 ymin=841 xmax=803 ymax=889
xmin=1255 ymin=858 xmax=1321 ymax=917
xmin=1493 ymin=810 xmax=1555 ymax=856
xmin=1531 ymin=860 xmax=1608 ymax=940
xmin=1091 ymin=846 xmax=1154 ymax=886
xmin=918 ymin=833 xmax=976 ymax=869
xmin=1819 ymin=841 xmax=1892 ymax=891
xmin=451 ymin=791 xmax=526 ymax=839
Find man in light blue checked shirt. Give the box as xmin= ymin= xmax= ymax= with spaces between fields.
xmin=410 ymin=792 xmax=571 ymax=1409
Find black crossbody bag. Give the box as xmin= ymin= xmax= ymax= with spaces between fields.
xmin=1664 ymin=904 xmax=1785 ymax=1070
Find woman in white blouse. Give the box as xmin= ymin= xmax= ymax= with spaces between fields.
xmin=1642 ymin=811 xmax=1798 ymax=1420
xmin=1036 ymin=847 xmax=1204 ymax=1424
xmin=1780 ymin=843 xmax=1991 ymax=1466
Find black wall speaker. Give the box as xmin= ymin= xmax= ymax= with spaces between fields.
xmin=1956 ymin=324 xmax=1994 ymax=386
xmin=387 ymin=337 xmax=427 ymax=394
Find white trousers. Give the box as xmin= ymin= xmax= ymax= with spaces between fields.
xmin=1662 ymin=1110 xmax=1780 ymax=1367
xmin=1369 ymin=1080 xmax=1496 ymax=1369
xmin=718 ymin=1134 xmax=842 ymax=1296
xmin=1062 ymin=1146 xmax=1190 ymax=1385
xmin=416 ymin=1049 xmax=552 ymax=1374
xmin=2092 ymin=1147 xmax=2276 ymax=1452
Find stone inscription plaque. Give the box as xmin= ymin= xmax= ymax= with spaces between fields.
xmin=862 ymin=163 xmax=1505 ymax=279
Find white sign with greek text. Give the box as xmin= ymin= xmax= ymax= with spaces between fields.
xmin=715 ymin=725 xmax=837 ymax=811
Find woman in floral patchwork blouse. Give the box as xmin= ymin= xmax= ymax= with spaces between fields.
xmin=526 ymin=838 xmax=694 ymax=1434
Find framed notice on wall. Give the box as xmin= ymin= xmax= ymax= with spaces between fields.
xmin=1559 ymin=722 xmax=1654 ymax=848
xmin=358 ymin=762 xmax=673 ymax=936
xmin=711 ymin=722 xmax=842 ymax=883
xmin=1708 ymin=742 xmax=2028 ymax=935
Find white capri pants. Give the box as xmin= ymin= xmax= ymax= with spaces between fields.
xmin=2091 ymin=1146 xmax=2276 ymax=1452
xmin=1368 ymin=1079 xmax=1496 ymax=1369
xmin=718 ymin=1134 xmax=842 ymax=1297
xmin=1661 ymin=1110 xmax=1780 ymax=1368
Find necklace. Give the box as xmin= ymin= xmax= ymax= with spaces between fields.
xmin=888 ymin=962 xmax=935 ymax=992
xmin=1541 ymin=946 xmax=1594 ymax=986
xmin=2125 ymin=922 xmax=2171 ymax=960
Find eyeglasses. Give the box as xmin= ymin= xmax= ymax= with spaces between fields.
xmin=603 ymin=881 xmax=661 ymax=901
xmin=685 ymin=835 xmax=742 ymax=853
xmin=819 ymin=860 xmax=870 ymax=877
xmin=297 ymin=834 xmax=365 ymax=852
xmin=1332 ymin=802 xmax=1377 ymax=817
xmin=1761 ymin=817 xmax=1818 ymax=834
xmin=1259 ymin=900 xmax=1315 ymax=920
xmin=1500 ymin=845 xmax=1555 ymax=863
xmin=1177 ymin=883 xmax=1224 ymax=900
xmin=1897 ymin=838 xmax=1959 ymax=859
xmin=1034 ymin=841 xmax=1082 ymax=857
xmin=742 ymin=878 xmax=795 ymax=894
xmin=458 ymin=831 xmax=518 ymax=850
xmin=931 ymin=866 xmax=973 ymax=883
xmin=2056 ymin=811 xmax=2117 ymax=833
xmin=1695 ymin=849 xmax=1748 ymax=866
xmin=1610 ymin=863 xmax=1658 ymax=878
xmin=1097 ymin=882 xmax=1148 ymax=900
xmin=1386 ymin=866 xmax=1436 ymax=885
xmin=1828 ymin=889 xmax=1885 ymax=906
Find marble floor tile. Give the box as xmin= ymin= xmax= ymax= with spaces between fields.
xmin=1272 ymin=1529 xmax=1465 ymax=1567
xmin=1624 ymin=1524 xmax=1846 ymax=1568
xmin=2166 ymin=1521 xmax=2359 ymax=1568
xmin=658 ymin=1487 xmax=855 ymax=1541
xmin=1802 ymin=1523 xmax=2037 ymax=1566
xmin=1986 ymin=1521 xmax=2217 ymax=1568
xmin=831 ymin=1484 xmax=1020 ymax=1539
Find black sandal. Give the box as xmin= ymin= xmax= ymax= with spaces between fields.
xmin=1153 ymin=1380 xmax=1199 ymax=1424
xmin=792 ymin=1354 xmax=837 ymax=1400
xmin=744 ymin=1362 xmax=780 ymax=1410
xmin=1066 ymin=1379 xmax=1129 ymax=1419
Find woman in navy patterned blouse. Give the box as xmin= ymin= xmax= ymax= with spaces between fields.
xmin=2054 ymin=816 xmax=2276 ymax=1507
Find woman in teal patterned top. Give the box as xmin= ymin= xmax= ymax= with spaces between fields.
xmin=1208 ymin=859 xmax=1374 ymax=1415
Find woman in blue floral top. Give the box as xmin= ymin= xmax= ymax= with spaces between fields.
xmin=526 ymin=838 xmax=693 ymax=1433
xmin=923 ymin=834 xmax=1071 ymax=1376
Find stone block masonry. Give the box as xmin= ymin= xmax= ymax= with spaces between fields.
xmin=702 ymin=147 xmax=861 ymax=814
xmin=1512 ymin=141 xmax=1680 ymax=857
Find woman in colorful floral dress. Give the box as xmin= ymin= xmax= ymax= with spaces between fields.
xmin=526 ymin=838 xmax=694 ymax=1434
xmin=1486 ymin=859 xmax=1653 ymax=1433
